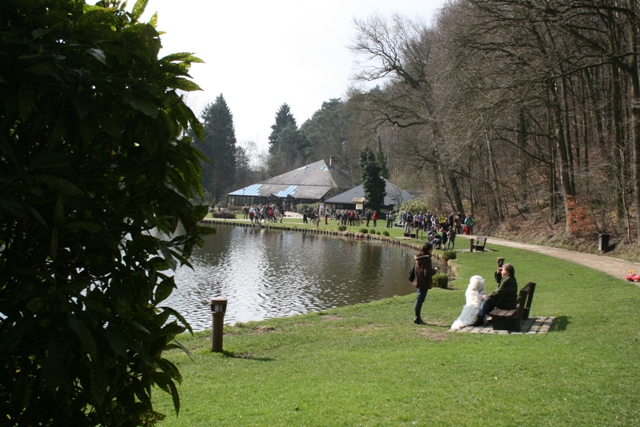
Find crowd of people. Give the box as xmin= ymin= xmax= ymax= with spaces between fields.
xmin=241 ymin=203 xmax=292 ymax=224
xmin=234 ymin=203 xmax=477 ymax=249
xmin=394 ymin=210 xmax=476 ymax=250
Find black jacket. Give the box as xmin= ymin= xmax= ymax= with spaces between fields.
xmin=490 ymin=274 xmax=518 ymax=309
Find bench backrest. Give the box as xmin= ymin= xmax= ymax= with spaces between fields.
xmin=514 ymin=281 xmax=536 ymax=321
xmin=514 ymin=287 xmax=528 ymax=325
xmin=520 ymin=282 xmax=536 ymax=320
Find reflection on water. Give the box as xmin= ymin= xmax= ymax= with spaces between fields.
xmin=167 ymin=226 xmax=419 ymax=330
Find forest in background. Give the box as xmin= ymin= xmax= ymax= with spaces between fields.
xmin=197 ymin=0 xmax=640 ymax=250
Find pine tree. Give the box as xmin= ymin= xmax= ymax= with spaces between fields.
xmin=268 ymin=103 xmax=297 ymax=155
xmin=375 ymin=135 xmax=390 ymax=179
xmin=198 ymin=94 xmax=237 ymax=202
xmin=360 ymin=146 xmax=387 ymax=212
xmin=267 ymin=103 xmax=309 ymax=175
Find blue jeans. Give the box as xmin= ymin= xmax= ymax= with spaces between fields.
xmin=414 ymin=288 xmax=429 ymax=316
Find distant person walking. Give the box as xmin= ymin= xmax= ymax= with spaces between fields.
xmin=447 ymin=228 xmax=456 ymax=249
xmin=386 ymin=211 xmax=394 ymax=228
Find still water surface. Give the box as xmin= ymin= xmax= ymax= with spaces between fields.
xmin=167 ymin=226 xmax=419 ymax=330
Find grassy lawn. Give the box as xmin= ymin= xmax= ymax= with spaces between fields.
xmin=155 ymin=226 xmax=640 ymax=426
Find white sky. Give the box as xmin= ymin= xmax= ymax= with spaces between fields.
xmin=142 ymin=0 xmax=446 ymax=154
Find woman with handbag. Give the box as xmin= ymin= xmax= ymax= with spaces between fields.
xmin=412 ymin=243 xmax=438 ymax=325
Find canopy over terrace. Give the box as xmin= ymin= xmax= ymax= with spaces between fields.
xmin=227 ymin=159 xmax=355 ymax=207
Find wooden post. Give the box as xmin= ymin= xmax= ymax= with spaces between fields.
xmin=210 ymin=298 xmax=228 ymax=352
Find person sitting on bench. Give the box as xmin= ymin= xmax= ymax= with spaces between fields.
xmin=473 ymin=263 xmax=518 ymax=326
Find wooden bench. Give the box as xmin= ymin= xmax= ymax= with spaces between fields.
xmin=472 ymin=236 xmax=488 ymax=251
xmin=490 ymin=282 xmax=536 ymax=331
xmin=404 ymin=226 xmax=417 ymax=238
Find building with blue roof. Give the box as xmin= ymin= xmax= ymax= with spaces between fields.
xmin=227 ymin=159 xmax=355 ymax=206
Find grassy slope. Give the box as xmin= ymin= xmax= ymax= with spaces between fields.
xmin=156 ymin=228 xmax=640 ymax=427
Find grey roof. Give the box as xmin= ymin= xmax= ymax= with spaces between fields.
xmin=324 ymin=180 xmax=416 ymax=207
xmin=228 ymin=159 xmax=355 ymax=200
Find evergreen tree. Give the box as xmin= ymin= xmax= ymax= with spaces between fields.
xmin=360 ymin=146 xmax=387 ymax=212
xmin=302 ymin=98 xmax=353 ymax=169
xmin=267 ymin=103 xmax=309 ymax=175
xmin=375 ymin=135 xmax=390 ymax=179
xmin=268 ymin=103 xmax=297 ymax=156
xmin=198 ymin=94 xmax=237 ymax=202
xmin=234 ymin=145 xmax=254 ymax=189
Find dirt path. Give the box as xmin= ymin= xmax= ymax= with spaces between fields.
xmin=459 ymin=235 xmax=640 ymax=283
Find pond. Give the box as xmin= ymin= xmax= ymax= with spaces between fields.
xmin=167 ymin=226 xmax=441 ymax=330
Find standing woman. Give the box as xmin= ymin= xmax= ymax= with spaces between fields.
xmin=412 ymin=243 xmax=437 ymax=325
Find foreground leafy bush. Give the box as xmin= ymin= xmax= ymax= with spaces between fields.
xmin=370 ymin=229 xmax=376 ymax=234
xmin=359 ymin=228 xmax=369 ymax=234
xmin=338 ymin=225 xmax=347 ymax=231
xmin=383 ymin=231 xmax=390 ymax=236
xmin=0 ymin=1 xmax=208 ymax=425
xmin=433 ymin=272 xmax=450 ymax=289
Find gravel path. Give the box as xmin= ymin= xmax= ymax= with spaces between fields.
xmin=459 ymin=235 xmax=640 ymax=283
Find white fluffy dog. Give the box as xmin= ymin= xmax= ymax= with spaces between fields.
xmin=450 ymin=275 xmax=486 ymax=330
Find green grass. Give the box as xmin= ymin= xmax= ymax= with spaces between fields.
xmin=156 ymin=239 xmax=640 ymax=426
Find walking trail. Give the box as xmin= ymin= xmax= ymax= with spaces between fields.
xmin=459 ymin=235 xmax=640 ymax=283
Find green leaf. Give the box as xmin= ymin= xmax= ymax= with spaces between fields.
xmin=90 ymin=363 xmax=108 ymax=407
xmin=62 ymin=221 xmax=104 ymax=233
xmin=90 ymin=105 xmax=121 ymax=137
xmin=33 ymin=175 xmax=83 ymax=196
xmin=161 ymin=52 xmax=203 ymax=63
xmin=125 ymin=97 xmax=159 ymax=117
xmin=105 ymin=330 xmax=128 ymax=358
xmin=168 ymin=377 xmax=180 ymax=414
xmin=32 ymin=27 xmax=54 ymax=40
xmin=158 ymin=241 xmax=177 ymax=271
xmin=0 ymin=134 xmax=18 ymax=165
xmin=159 ymin=306 xmax=193 ymax=334
xmin=26 ymin=297 xmax=45 ymax=313
xmin=149 ymin=12 xmax=158 ymax=27
xmin=73 ymin=94 xmax=90 ymax=119
xmin=87 ymin=48 xmax=107 ymax=65
xmin=157 ymin=358 xmax=182 ymax=383
xmin=27 ymin=154 xmax=75 ymax=170
xmin=169 ymin=77 xmax=202 ymax=92
xmin=155 ymin=276 xmax=176 ymax=304
xmin=24 ymin=62 xmax=58 ymax=75
xmin=131 ymin=0 xmax=149 ymax=21
xmin=22 ymin=204 xmax=48 ymax=227
xmin=67 ymin=313 xmax=97 ymax=361
xmin=18 ymin=87 xmax=36 ymax=121
xmin=0 ymin=198 xmax=28 ymax=218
